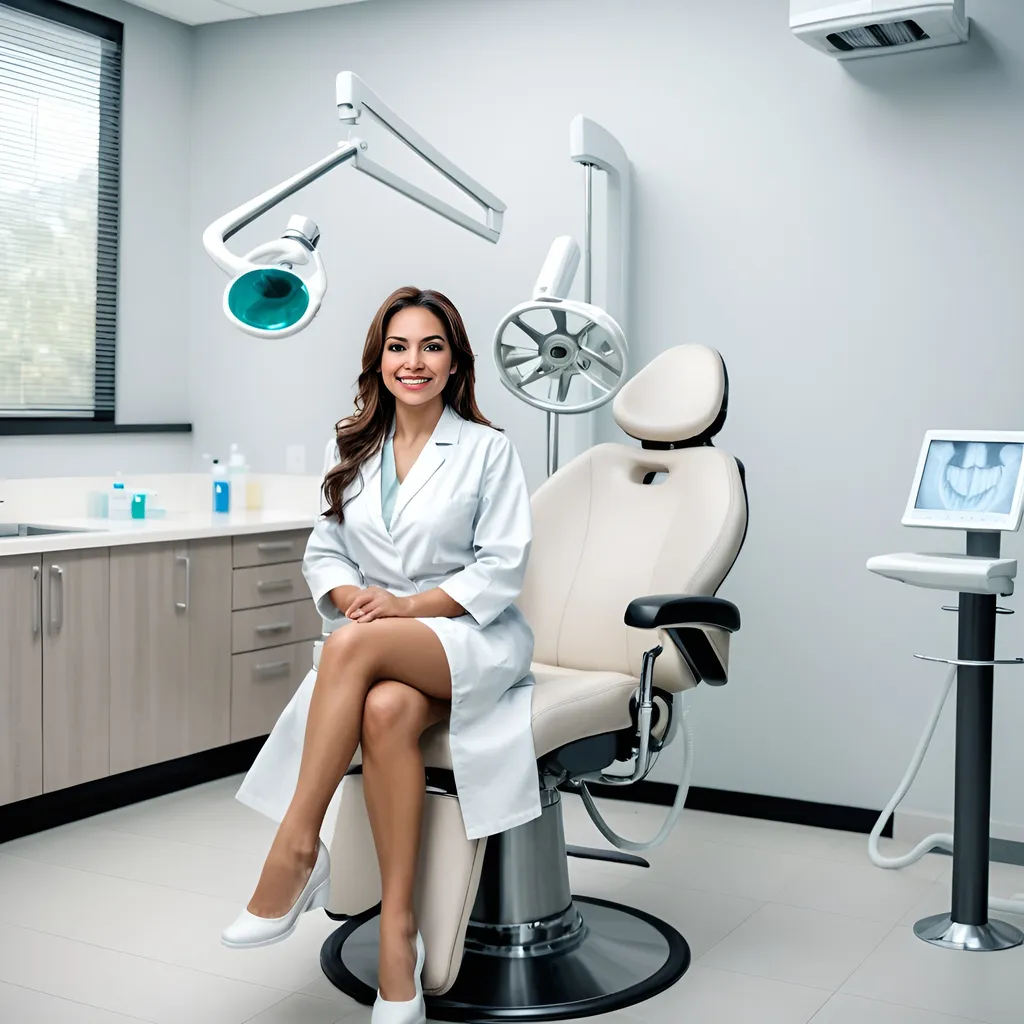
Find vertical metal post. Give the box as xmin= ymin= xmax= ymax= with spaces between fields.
xmin=950 ymin=530 xmax=999 ymax=925
xmin=583 ymin=163 xmax=593 ymax=304
xmin=545 ymin=162 xmax=594 ymax=480
xmin=914 ymin=529 xmax=1023 ymax=951
xmin=546 ymin=412 xmax=559 ymax=479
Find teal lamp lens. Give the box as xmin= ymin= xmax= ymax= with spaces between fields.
xmin=227 ymin=268 xmax=310 ymax=332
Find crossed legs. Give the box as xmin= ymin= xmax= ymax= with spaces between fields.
xmin=246 ymin=618 xmax=451 ymax=1000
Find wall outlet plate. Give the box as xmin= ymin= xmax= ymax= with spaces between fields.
xmin=286 ymin=444 xmax=306 ymax=475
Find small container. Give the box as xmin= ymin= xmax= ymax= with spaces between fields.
xmin=246 ymin=478 xmax=264 ymax=511
xmin=227 ymin=443 xmax=249 ymax=508
xmin=87 ymin=491 xmax=109 ymax=518
xmin=109 ymin=477 xmax=131 ymax=520
xmin=212 ymin=460 xmax=231 ymax=514
xmin=131 ymin=492 xmax=147 ymax=519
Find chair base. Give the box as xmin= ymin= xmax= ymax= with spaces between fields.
xmin=319 ymin=895 xmax=691 ymax=1022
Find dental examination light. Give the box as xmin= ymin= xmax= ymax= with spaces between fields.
xmin=493 ymin=116 xmax=631 ymax=476
xmin=202 ymin=72 xmax=506 ymax=339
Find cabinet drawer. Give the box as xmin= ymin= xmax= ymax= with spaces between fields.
xmin=233 ymin=530 xmax=311 ymax=568
xmin=232 ymin=599 xmax=323 ymax=654
xmin=231 ymin=640 xmax=311 ymax=743
xmin=232 ymin=561 xmax=307 ymax=610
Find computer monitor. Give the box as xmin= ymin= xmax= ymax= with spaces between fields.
xmin=902 ymin=430 xmax=1024 ymax=531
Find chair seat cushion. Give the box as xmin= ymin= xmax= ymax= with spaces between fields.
xmin=417 ymin=663 xmax=639 ymax=770
xmin=348 ymin=663 xmax=638 ymax=772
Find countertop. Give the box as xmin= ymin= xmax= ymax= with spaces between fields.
xmin=0 ymin=509 xmax=316 ymax=558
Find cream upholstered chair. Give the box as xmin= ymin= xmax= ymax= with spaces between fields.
xmin=316 ymin=343 xmax=748 ymax=1021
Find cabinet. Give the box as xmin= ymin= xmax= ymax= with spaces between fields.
xmin=42 ymin=549 xmax=110 ymax=792
xmin=0 ymin=555 xmax=43 ymax=805
xmin=229 ymin=531 xmax=319 ymax=743
xmin=109 ymin=538 xmax=232 ymax=774
xmin=2 ymin=526 xmax=312 ymax=805
xmin=0 ymin=549 xmax=111 ymax=805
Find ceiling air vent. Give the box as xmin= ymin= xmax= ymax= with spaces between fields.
xmin=791 ymin=2 xmax=969 ymax=60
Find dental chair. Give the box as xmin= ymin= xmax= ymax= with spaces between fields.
xmin=317 ymin=343 xmax=749 ymax=1021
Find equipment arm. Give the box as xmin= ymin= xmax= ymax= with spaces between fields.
xmin=336 ymin=72 xmax=505 ymax=243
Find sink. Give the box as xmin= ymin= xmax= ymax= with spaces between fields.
xmin=0 ymin=523 xmax=97 ymax=538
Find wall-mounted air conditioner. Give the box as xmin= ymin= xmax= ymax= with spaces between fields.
xmin=791 ymin=1 xmax=969 ymax=59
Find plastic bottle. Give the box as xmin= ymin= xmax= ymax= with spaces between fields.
xmin=227 ymin=443 xmax=249 ymax=511
xmin=211 ymin=459 xmax=231 ymax=514
xmin=109 ymin=474 xmax=131 ymax=520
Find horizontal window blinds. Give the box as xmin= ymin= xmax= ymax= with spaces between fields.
xmin=0 ymin=0 xmax=121 ymax=419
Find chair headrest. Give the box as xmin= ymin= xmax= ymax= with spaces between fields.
xmin=612 ymin=344 xmax=728 ymax=448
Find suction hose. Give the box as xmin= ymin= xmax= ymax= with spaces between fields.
xmin=578 ymin=699 xmax=695 ymax=853
xmin=869 ymin=662 xmax=1024 ymax=913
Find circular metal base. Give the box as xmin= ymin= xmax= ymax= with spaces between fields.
xmin=320 ymin=895 xmax=691 ymax=1023
xmin=913 ymin=913 xmax=1024 ymax=951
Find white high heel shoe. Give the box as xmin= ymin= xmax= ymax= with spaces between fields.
xmin=221 ymin=839 xmax=331 ymax=949
xmin=372 ymin=931 xmax=426 ymax=1024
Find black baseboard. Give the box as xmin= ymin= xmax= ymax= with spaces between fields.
xmin=1 ymin=740 xmax=892 ymax=844
xmin=573 ymin=780 xmax=894 ymax=838
xmin=0 ymin=738 xmax=265 ymax=844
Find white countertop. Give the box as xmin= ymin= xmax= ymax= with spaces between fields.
xmin=0 ymin=508 xmax=317 ymax=558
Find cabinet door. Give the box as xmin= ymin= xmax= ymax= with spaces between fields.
xmin=0 ymin=555 xmax=43 ymax=805
xmin=42 ymin=549 xmax=111 ymax=792
xmin=185 ymin=537 xmax=232 ymax=754
xmin=109 ymin=543 xmax=189 ymax=774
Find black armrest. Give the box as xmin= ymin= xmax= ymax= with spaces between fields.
xmin=624 ymin=595 xmax=740 ymax=687
xmin=624 ymin=595 xmax=740 ymax=633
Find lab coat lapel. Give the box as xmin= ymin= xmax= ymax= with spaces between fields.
xmin=361 ymin=448 xmax=384 ymax=523
xmin=392 ymin=404 xmax=463 ymax=526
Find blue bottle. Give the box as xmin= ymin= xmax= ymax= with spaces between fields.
xmin=212 ymin=459 xmax=231 ymax=513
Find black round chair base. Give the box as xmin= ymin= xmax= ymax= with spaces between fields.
xmin=320 ymin=895 xmax=691 ymax=1023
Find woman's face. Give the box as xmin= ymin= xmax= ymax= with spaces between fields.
xmin=380 ymin=306 xmax=455 ymax=409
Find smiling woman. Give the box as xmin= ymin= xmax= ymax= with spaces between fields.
xmin=229 ymin=285 xmax=537 ymax=1024
xmin=322 ymin=287 xmax=499 ymax=522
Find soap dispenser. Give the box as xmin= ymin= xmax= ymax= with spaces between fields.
xmin=212 ymin=459 xmax=230 ymax=513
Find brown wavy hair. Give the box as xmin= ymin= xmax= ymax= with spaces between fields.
xmin=322 ymin=286 xmax=498 ymax=522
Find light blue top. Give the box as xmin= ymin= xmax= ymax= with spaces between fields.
xmin=380 ymin=436 xmax=399 ymax=533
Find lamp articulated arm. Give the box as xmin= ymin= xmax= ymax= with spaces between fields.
xmin=336 ymin=71 xmax=506 ymax=244
xmin=202 ymin=72 xmax=506 ymax=339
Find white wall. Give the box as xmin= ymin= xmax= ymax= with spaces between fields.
xmin=0 ymin=0 xmax=194 ymax=479
xmin=183 ymin=0 xmax=1024 ymax=830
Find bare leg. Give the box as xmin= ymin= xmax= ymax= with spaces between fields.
xmin=361 ymin=682 xmax=448 ymax=1001
xmin=246 ymin=619 xmax=452 ymax=918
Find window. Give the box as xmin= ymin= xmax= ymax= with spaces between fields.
xmin=0 ymin=0 xmax=121 ymax=428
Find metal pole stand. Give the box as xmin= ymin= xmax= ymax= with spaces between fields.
xmin=913 ymin=530 xmax=1024 ymax=952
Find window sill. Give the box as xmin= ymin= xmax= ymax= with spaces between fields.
xmin=0 ymin=421 xmax=193 ymax=437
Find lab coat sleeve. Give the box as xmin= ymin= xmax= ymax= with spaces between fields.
xmin=302 ymin=437 xmax=365 ymax=627
xmin=439 ymin=435 xmax=533 ymax=629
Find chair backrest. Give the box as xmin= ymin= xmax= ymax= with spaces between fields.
xmin=518 ymin=344 xmax=748 ymax=691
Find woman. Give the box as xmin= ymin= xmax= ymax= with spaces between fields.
xmin=223 ymin=287 xmax=541 ymax=1024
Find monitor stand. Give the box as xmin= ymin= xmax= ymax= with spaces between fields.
xmin=911 ymin=531 xmax=1023 ymax=951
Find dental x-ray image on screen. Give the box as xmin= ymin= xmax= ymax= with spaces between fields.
xmin=915 ymin=440 xmax=1024 ymax=514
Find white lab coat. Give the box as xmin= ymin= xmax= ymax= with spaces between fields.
xmin=234 ymin=404 xmax=541 ymax=841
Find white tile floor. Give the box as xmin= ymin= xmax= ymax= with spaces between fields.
xmin=2 ymin=778 xmax=1023 ymax=1024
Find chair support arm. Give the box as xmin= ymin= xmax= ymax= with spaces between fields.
xmin=572 ymin=643 xmax=664 ymax=789
xmin=624 ymin=595 xmax=740 ymax=688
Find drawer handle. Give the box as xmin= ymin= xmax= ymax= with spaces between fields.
xmin=257 ymin=579 xmax=295 ymax=594
xmin=255 ymin=622 xmax=292 ymax=636
xmin=257 ymin=540 xmax=295 ymax=553
xmin=49 ymin=565 xmax=64 ymax=632
xmin=32 ymin=565 xmax=41 ymax=636
xmin=254 ymin=660 xmax=291 ymax=678
xmin=175 ymin=554 xmax=190 ymax=612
